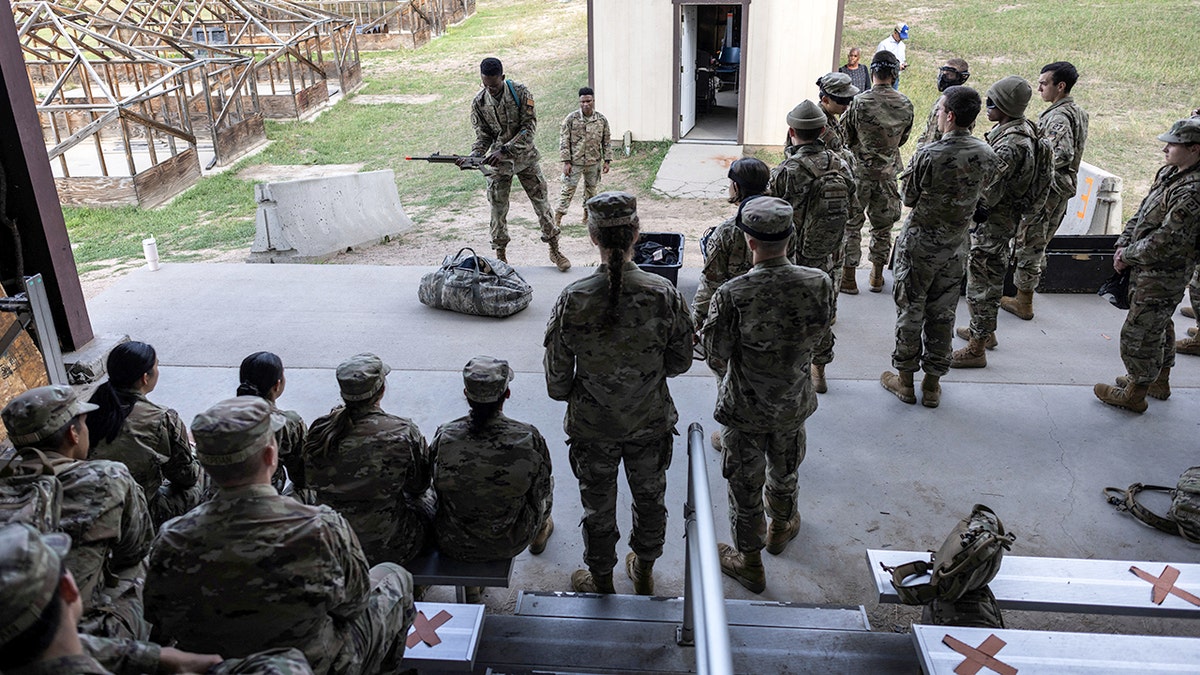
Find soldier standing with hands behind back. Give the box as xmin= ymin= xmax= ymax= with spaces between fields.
xmin=556 ymin=87 xmax=611 ymax=229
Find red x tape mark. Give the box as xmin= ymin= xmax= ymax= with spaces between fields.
xmin=942 ymin=633 xmax=1017 ymax=675
xmin=406 ymin=609 xmax=453 ymax=648
xmin=1129 ymin=565 xmax=1200 ymax=607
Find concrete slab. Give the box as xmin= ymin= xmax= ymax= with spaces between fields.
xmin=82 ymin=261 xmax=1200 ymax=636
xmin=652 ymin=143 xmax=743 ymax=198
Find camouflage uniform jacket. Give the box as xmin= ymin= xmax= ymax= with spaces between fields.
xmin=14 ymin=640 xmax=313 ymax=675
xmin=1038 ymin=96 xmax=1089 ymax=197
xmin=272 ymin=403 xmax=308 ymax=490
xmin=769 ymin=141 xmax=857 ymax=268
xmin=916 ymin=98 xmax=941 ymax=148
xmin=431 ymin=412 xmax=552 ymax=562
xmin=701 ymin=257 xmax=834 ymax=431
xmin=844 ymin=84 xmax=914 ymax=180
xmin=303 ymin=406 xmax=431 ymax=564
xmin=694 ymin=215 xmax=798 ymax=326
xmin=1115 ymin=162 xmax=1200 ymax=296
xmin=470 ymin=80 xmax=539 ymax=162
xmin=559 ymin=110 xmax=612 ymax=166
xmin=544 ymin=262 xmax=694 ymax=441
xmin=901 ymin=129 xmax=999 ymax=249
xmin=145 ymin=484 xmax=371 ymax=674
xmin=87 ymin=390 xmax=199 ymax=496
xmin=981 ymin=118 xmax=1037 ymax=218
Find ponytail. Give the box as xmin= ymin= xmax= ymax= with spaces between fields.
xmin=87 ymin=341 xmax=156 ymax=446
xmin=466 ymin=399 xmax=503 ymax=435
xmin=588 ymin=220 xmax=637 ymax=323
xmin=237 ymin=351 xmax=284 ymax=400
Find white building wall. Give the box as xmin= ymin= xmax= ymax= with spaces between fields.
xmin=591 ymin=0 xmax=674 ymax=141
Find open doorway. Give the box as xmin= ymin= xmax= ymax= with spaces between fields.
xmin=678 ymin=4 xmax=742 ymax=143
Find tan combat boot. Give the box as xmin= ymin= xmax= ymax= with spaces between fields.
xmin=869 ymin=262 xmax=885 ymax=292
xmin=1182 ymin=305 xmax=1196 ymax=319
xmin=880 ymin=370 xmax=916 ymax=404
xmin=710 ymin=429 xmax=723 ymax=452
xmin=811 ymin=363 xmax=828 ymax=394
xmin=1189 ymin=327 xmax=1198 ymax=338
xmin=1177 ymin=336 xmax=1200 ymax=356
xmin=529 ymin=516 xmax=554 ymax=555
xmin=840 ymin=267 xmax=859 ymax=294
xmin=955 ymin=326 xmax=998 ymax=350
xmin=1093 ymin=381 xmax=1149 ymax=414
xmin=554 ymin=211 xmax=565 ymax=231
xmin=921 ymin=374 xmax=941 ymax=408
xmin=548 ymin=238 xmax=571 ymax=272
xmin=625 ymin=552 xmax=655 ymax=596
xmin=950 ymin=337 xmax=988 ymax=369
xmin=999 ymin=289 xmax=1035 ymax=320
xmin=571 ymin=569 xmax=615 ymax=594
xmin=581 ymin=209 xmax=589 ymax=226
xmin=463 ymin=586 xmax=484 ymax=603
xmin=1117 ymin=368 xmax=1171 ymax=400
xmin=494 ymin=246 xmax=507 ymax=263
xmin=765 ymin=514 xmax=801 ymax=555
xmin=717 ymin=543 xmax=766 ymax=593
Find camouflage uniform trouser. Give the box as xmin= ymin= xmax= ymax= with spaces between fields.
xmin=846 ymin=176 xmax=901 ymax=267
xmin=1120 ymin=271 xmax=1185 ymax=384
xmin=892 ymin=236 xmax=966 ymax=377
xmin=556 ymin=163 xmax=602 ymax=217
xmin=842 ymin=187 xmax=867 ymax=267
xmin=966 ymin=215 xmax=1020 ymax=339
xmin=79 ymin=559 xmax=151 ymax=641
xmin=801 ymin=258 xmax=838 ymax=366
xmin=569 ymin=433 xmax=673 ymax=574
xmin=487 ymin=157 xmax=560 ymax=249
xmin=1189 ymin=266 xmax=1200 ymax=328
xmin=1013 ymin=186 xmax=1070 ymax=291
xmin=719 ymin=425 xmax=806 ymax=554
xmin=332 ymin=562 xmax=415 ymax=675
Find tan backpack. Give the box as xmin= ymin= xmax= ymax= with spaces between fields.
xmin=886 ymin=504 xmax=1016 ymax=605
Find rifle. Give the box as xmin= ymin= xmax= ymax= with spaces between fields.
xmin=405 ymin=153 xmax=513 ymax=176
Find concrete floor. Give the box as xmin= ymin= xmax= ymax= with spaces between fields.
xmin=81 ymin=260 xmax=1200 ymax=635
xmin=652 ymin=143 xmax=743 ymax=199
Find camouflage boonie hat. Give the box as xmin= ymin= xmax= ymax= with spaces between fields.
xmin=1 ymin=385 xmax=98 ymax=446
xmin=816 ymin=72 xmax=859 ymax=99
xmin=1158 ymin=118 xmax=1200 ymax=144
xmin=463 ymin=356 xmax=514 ymax=403
xmin=736 ymin=196 xmax=794 ymax=241
xmin=0 ymin=523 xmax=71 ymax=647
xmin=585 ymin=191 xmax=639 ymax=228
xmin=986 ymin=76 xmax=1032 ymax=119
xmin=786 ymin=100 xmax=826 ymax=130
xmin=336 ymin=353 xmax=391 ymax=402
xmin=191 ymin=396 xmax=284 ymax=467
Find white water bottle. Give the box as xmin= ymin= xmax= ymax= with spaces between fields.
xmin=142 ymin=235 xmax=160 ymax=271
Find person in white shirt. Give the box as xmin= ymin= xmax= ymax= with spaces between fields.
xmin=876 ymin=23 xmax=909 ymax=89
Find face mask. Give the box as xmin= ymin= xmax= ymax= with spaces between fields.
xmin=937 ymin=68 xmax=969 ymax=92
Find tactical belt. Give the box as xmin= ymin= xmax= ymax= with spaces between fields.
xmin=884 ymin=559 xmax=939 ymax=605
xmin=1104 ymin=483 xmax=1179 ymax=536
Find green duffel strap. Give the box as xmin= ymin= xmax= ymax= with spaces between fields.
xmin=887 ymin=559 xmax=939 ymax=605
xmin=1104 ymin=483 xmax=1179 ymax=536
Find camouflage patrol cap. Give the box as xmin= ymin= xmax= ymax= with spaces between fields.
xmin=1158 ymin=118 xmax=1200 ymax=144
xmin=1 ymin=384 xmax=98 ymax=447
xmin=336 ymin=353 xmax=391 ymax=402
xmin=736 ymin=196 xmax=794 ymax=241
xmin=986 ymin=76 xmax=1032 ymax=119
xmin=817 ymin=72 xmax=859 ymax=99
xmin=191 ymin=396 xmax=284 ymax=467
xmin=585 ymin=191 xmax=639 ymax=228
xmin=786 ymin=100 xmax=826 ymax=130
xmin=0 ymin=523 xmax=70 ymax=647
xmin=462 ymin=356 xmax=514 ymax=403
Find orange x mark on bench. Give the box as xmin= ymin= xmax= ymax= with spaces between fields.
xmin=1130 ymin=565 xmax=1200 ymax=607
xmin=406 ymin=609 xmax=453 ymax=648
xmin=942 ymin=633 xmax=1017 ymax=675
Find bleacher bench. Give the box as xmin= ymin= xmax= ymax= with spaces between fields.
xmin=868 ymin=549 xmax=1200 ymax=618
xmin=405 ymin=548 xmax=513 ymax=603
xmin=401 ymin=601 xmax=485 ymax=672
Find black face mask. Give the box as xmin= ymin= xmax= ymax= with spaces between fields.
xmin=937 ymin=67 xmax=969 ymax=92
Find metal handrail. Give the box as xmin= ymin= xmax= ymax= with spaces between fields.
xmin=677 ymin=422 xmax=733 ymax=675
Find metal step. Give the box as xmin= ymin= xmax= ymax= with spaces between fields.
xmin=514 ymin=591 xmax=871 ymax=631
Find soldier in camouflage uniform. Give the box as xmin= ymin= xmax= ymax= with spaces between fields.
xmin=431 ymin=357 xmax=554 ymax=602
xmin=915 ymin=59 xmax=970 ymax=148
xmin=1094 ymin=119 xmax=1200 ymax=413
xmin=146 ymin=397 xmax=414 ymax=675
xmin=463 ymin=57 xmax=570 ymax=271
xmin=544 ymin=192 xmax=693 ymax=596
xmin=556 ymin=87 xmax=612 ymax=228
xmin=1178 ymin=267 xmax=1200 ymax=355
xmin=844 ymin=50 xmax=914 ymax=293
xmin=814 ymin=72 xmax=871 ymax=297
xmin=700 ymin=197 xmax=834 ymax=594
xmin=237 ymin=351 xmax=308 ymax=499
xmin=0 ymin=523 xmax=314 ymax=675
xmin=952 ymin=76 xmax=1037 ymax=369
xmin=881 ymin=86 xmax=998 ymax=408
xmin=770 ymin=100 xmax=855 ymax=395
xmin=1 ymin=385 xmax=154 ymax=641
xmin=304 ymin=354 xmax=432 ymax=565
xmin=1002 ymin=61 xmax=1089 ymax=320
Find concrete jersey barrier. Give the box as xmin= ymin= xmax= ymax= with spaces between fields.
xmin=1059 ymin=161 xmax=1123 ymax=235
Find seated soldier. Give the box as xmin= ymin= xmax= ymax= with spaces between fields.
xmin=430 ymin=356 xmax=554 ymax=602
xmin=0 ymin=523 xmax=314 ymax=675
xmin=304 ymin=354 xmax=433 ymax=565
xmin=1 ymin=385 xmax=153 ymax=640
xmin=145 ymin=397 xmax=415 ymax=675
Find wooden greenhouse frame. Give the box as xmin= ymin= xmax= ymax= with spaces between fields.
xmin=298 ymin=0 xmax=475 ymax=50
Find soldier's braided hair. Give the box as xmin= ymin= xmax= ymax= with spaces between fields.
xmin=587 ymin=219 xmax=637 ymax=323
xmin=306 ymin=387 xmax=384 ymax=457
xmin=466 ymin=399 xmax=503 ymax=435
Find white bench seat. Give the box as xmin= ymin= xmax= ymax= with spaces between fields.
xmin=401 ymin=601 xmax=486 ymax=672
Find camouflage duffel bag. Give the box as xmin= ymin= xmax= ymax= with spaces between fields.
xmin=418 ymin=247 xmax=532 ymax=318
xmin=1104 ymin=466 xmax=1200 ymax=544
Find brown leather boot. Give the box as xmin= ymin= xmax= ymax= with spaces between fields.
xmin=811 ymin=363 xmax=827 ymax=394
xmin=1182 ymin=305 xmax=1196 ymax=319
xmin=955 ymin=326 xmax=998 ymax=349
xmin=921 ymin=373 xmax=941 ymax=408
xmin=999 ymin=289 xmax=1034 ymax=320
xmin=1117 ymin=368 xmax=1171 ymax=400
xmin=529 ymin=516 xmax=554 ymax=554
xmin=1093 ymin=381 xmax=1149 ymax=413
xmin=1177 ymin=336 xmax=1200 ymax=356
xmin=571 ymin=569 xmax=615 ymax=594
xmin=869 ymin=262 xmax=885 ymax=292
xmin=625 ymin=552 xmax=654 ymax=596
xmin=950 ymin=337 xmax=988 ymax=369
xmin=494 ymin=246 xmax=507 ymax=263
xmin=765 ymin=514 xmax=801 ymax=555
xmin=717 ymin=544 xmax=765 ymax=593
xmin=548 ymin=238 xmax=571 ymax=272
xmin=840 ymin=267 xmax=859 ymax=294
xmin=880 ymin=370 xmax=916 ymax=404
